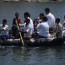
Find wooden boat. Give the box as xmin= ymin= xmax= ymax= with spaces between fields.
xmin=0 ymin=36 xmax=65 ymax=47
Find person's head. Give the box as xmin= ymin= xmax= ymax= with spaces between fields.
xmin=64 ymin=15 xmax=65 ymax=20
xmin=15 ymin=12 xmax=19 ymax=18
xmin=25 ymin=19 xmax=30 ymax=25
xmin=45 ymin=8 xmax=50 ymax=14
xmin=55 ymin=18 xmax=60 ymax=24
xmin=2 ymin=19 xmax=7 ymax=26
xmin=39 ymin=13 xmax=44 ymax=19
xmin=24 ymin=12 xmax=30 ymax=19
xmin=43 ymin=17 xmax=48 ymax=22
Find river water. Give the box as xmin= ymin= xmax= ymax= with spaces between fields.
xmin=0 ymin=1 xmax=65 ymax=27
xmin=0 ymin=45 xmax=65 ymax=65
xmin=0 ymin=1 xmax=65 ymax=65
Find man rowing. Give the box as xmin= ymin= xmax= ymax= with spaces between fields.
xmin=11 ymin=19 xmax=19 ymax=38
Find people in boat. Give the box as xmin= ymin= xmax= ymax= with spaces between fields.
xmin=0 ymin=19 xmax=10 ymax=40
xmin=54 ymin=18 xmax=63 ymax=38
xmin=45 ymin=8 xmax=56 ymax=33
xmin=13 ymin=12 xmax=22 ymax=25
xmin=36 ymin=17 xmax=49 ymax=38
xmin=21 ymin=19 xmax=33 ymax=39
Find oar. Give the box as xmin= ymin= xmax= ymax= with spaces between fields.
xmin=16 ymin=20 xmax=24 ymax=47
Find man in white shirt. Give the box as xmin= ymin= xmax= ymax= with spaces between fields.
xmin=24 ymin=12 xmax=34 ymax=34
xmin=45 ymin=8 xmax=56 ymax=33
xmin=36 ymin=17 xmax=49 ymax=38
xmin=21 ymin=19 xmax=33 ymax=38
xmin=0 ymin=19 xmax=10 ymax=39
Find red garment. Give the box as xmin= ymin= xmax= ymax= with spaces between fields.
xmin=13 ymin=18 xmax=22 ymax=24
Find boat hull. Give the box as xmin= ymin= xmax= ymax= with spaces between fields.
xmin=0 ymin=37 xmax=65 ymax=47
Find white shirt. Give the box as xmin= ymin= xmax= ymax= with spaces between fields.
xmin=24 ymin=24 xmax=33 ymax=37
xmin=28 ymin=17 xmax=34 ymax=28
xmin=36 ymin=22 xmax=49 ymax=37
xmin=0 ymin=24 xmax=9 ymax=35
xmin=28 ymin=17 xmax=34 ymax=33
xmin=47 ymin=13 xmax=55 ymax=28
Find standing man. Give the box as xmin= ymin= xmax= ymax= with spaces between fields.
xmin=45 ymin=8 xmax=56 ymax=33
xmin=13 ymin=12 xmax=22 ymax=25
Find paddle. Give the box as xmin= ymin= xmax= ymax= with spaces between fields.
xmin=15 ymin=20 xmax=24 ymax=47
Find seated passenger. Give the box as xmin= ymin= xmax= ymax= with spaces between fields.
xmin=39 ymin=13 xmax=44 ymax=23
xmin=36 ymin=17 xmax=49 ymax=38
xmin=11 ymin=20 xmax=19 ymax=38
xmin=24 ymin=12 xmax=34 ymax=34
xmin=54 ymin=18 xmax=63 ymax=38
xmin=45 ymin=8 xmax=56 ymax=33
xmin=0 ymin=19 xmax=10 ymax=40
xmin=21 ymin=19 xmax=33 ymax=39
xmin=33 ymin=13 xmax=44 ymax=28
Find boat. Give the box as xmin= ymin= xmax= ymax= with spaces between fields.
xmin=0 ymin=36 xmax=65 ymax=47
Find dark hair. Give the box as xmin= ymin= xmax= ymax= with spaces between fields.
xmin=24 ymin=12 xmax=30 ymax=17
xmin=40 ymin=13 xmax=44 ymax=17
xmin=43 ymin=17 xmax=48 ymax=21
xmin=56 ymin=18 xmax=60 ymax=23
xmin=3 ymin=19 xmax=7 ymax=23
xmin=25 ymin=19 xmax=30 ymax=22
xmin=45 ymin=8 xmax=50 ymax=12
xmin=15 ymin=12 xmax=19 ymax=16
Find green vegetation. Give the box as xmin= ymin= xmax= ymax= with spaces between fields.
xmin=0 ymin=0 xmax=65 ymax=2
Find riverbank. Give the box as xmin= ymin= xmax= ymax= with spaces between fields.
xmin=1 ymin=0 xmax=65 ymax=2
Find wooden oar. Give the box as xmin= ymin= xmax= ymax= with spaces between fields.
xmin=16 ymin=20 xmax=24 ymax=47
